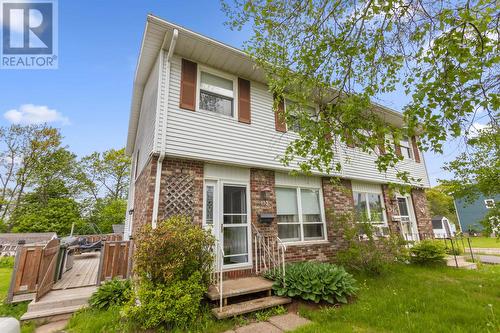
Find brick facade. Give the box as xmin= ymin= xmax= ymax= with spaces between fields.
xmin=131 ymin=156 xmax=204 ymax=236
xmin=131 ymin=157 xmax=433 ymax=273
xmin=250 ymin=170 xmax=353 ymax=263
xmin=381 ymin=184 xmax=402 ymax=235
xmin=411 ymin=188 xmax=433 ymax=239
xmin=131 ymin=156 xmax=156 ymax=235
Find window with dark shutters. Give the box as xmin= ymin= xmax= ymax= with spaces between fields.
xmin=179 ymin=59 xmax=197 ymax=111
xmin=238 ymin=78 xmax=251 ymax=124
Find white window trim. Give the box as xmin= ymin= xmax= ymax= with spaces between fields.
xmin=196 ymin=64 xmax=239 ymax=120
xmin=352 ymin=190 xmax=388 ymax=226
xmin=276 ymin=185 xmax=327 ymax=243
xmin=399 ymin=137 xmax=414 ymax=160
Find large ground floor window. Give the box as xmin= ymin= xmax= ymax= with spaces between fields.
xmin=276 ymin=187 xmax=326 ymax=242
xmin=352 ymin=190 xmax=387 ymax=226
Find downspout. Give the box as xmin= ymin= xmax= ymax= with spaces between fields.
xmin=151 ymin=29 xmax=178 ymax=229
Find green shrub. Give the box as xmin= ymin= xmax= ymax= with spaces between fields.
xmin=123 ymin=271 xmax=206 ymax=330
xmin=0 ymin=256 xmax=14 ymax=268
xmin=133 ymin=215 xmax=214 ymax=286
xmin=334 ymin=213 xmax=408 ymax=275
xmin=126 ymin=216 xmax=215 ymax=329
xmin=89 ymin=278 xmax=131 ymax=310
xmin=265 ymin=262 xmax=357 ymax=304
xmin=410 ymin=240 xmax=447 ymax=265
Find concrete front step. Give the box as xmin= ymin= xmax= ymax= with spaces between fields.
xmin=207 ymin=276 xmax=274 ymax=300
xmin=212 ymin=296 xmax=291 ymax=319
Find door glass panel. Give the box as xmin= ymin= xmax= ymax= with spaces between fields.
xmin=223 ymin=185 xmax=249 ymax=266
xmin=223 ymin=185 xmax=247 ymax=225
xmin=397 ymin=198 xmax=409 ymax=216
xmin=205 ymin=185 xmax=214 ymax=225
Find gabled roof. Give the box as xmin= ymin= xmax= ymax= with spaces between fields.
xmin=0 ymin=232 xmax=57 ymax=245
xmin=127 ymin=15 xmax=407 ymax=155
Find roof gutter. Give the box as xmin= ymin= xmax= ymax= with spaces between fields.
xmin=151 ymin=28 xmax=178 ymax=229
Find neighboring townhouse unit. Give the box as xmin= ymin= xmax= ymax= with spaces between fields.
xmin=124 ymin=15 xmax=432 ymax=275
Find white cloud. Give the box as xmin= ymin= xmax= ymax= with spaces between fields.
xmin=4 ymin=104 xmax=70 ymax=126
xmin=468 ymin=122 xmax=489 ymax=138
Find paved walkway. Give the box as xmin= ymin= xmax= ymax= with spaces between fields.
xmin=477 ymin=255 xmax=500 ymax=265
xmin=471 ymin=248 xmax=500 ymax=255
xmin=225 ymin=313 xmax=311 ymax=333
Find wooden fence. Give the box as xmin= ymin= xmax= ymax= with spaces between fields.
xmin=97 ymin=241 xmax=131 ymax=284
xmin=8 ymin=239 xmax=60 ymax=303
xmin=35 ymin=239 xmax=60 ymax=301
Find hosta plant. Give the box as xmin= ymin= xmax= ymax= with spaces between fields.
xmin=89 ymin=278 xmax=131 ymax=310
xmin=265 ymin=261 xmax=357 ymax=304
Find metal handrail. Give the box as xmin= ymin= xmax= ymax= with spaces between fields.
xmin=212 ymin=239 xmax=225 ymax=311
xmin=251 ymin=224 xmax=287 ymax=284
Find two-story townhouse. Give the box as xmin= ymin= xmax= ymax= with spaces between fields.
xmin=124 ymin=15 xmax=432 ymax=278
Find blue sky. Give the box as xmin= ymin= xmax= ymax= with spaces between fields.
xmin=0 ymin=0 xmax=456 ymax=186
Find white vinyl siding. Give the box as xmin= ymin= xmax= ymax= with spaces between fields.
xmin=163 ymin=55 xmax=430 ymax=187
xmin=134 ymin=54 xmax=160 ymax=175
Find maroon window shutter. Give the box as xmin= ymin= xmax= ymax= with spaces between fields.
xmin=238 ymin=78 xmax=251 ymax=124
xmin=378 ymin=135 xmax=386 ymax=155
xmin=180 ymin=59 xmax=197 ymax=111
xmin=411 ymin=136 xmax=421 ymax=163
xmin=394 ymin=134 xmax=402 ymax=157
xmin=274 ymin=95 xmax=287 ymax=132
xmin=344 ymin=130 xmax=355 ymax=148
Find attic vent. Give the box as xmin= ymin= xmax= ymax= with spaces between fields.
xmin=163 ymin=174 xmax=195 ymax=220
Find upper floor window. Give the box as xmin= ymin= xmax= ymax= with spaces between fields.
xmin=353 ymin=191 xmax=386 ymax=225
xmin=199 ymin=70 xmax=234 ymax=117
xmin=276 ymin=187 xmax=326 ymax=242
xmin=399 ymin=137 xmax=413 ymax=159
xmin=285 ymin=99 xmax=317 ymax=132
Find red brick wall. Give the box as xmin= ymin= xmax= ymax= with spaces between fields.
xmin=411 ymin=188 xmax=433 ymax=239
xmin=382 ymin=184 xmax=402 ymax=235
xmin=250 ymin=169 xmax=277 ymax=238
xmin=131 ymin=156 xmax=204 ymax=237
xmin=131 ymin=156 xmax=156 ymax=236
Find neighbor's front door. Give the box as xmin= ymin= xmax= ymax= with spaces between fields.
xmin=397 ymin=196 xmax=419 ymax=241
xmin=204 ymin=181 xmax=251 ymax=268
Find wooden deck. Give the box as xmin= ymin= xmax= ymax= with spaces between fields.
xmin=53 ymin=252 xmax=100 ymax=290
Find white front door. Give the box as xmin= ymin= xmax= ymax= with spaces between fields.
xmin=203 ymin=180 xmax=251 ymax=268
xmin=397 ymin=196 xmax=419 ymax=241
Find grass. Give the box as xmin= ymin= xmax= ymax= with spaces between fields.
xmin=295 ymin=264 xmax=500 ymax=333
xmin=0 ymin=266 xmax=35 ymax=333
xmin=469 ymin=237 xmax=500 ymax=249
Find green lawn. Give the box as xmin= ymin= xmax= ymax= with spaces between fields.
xmin=0 ymin=267 xmax=35 ymax=333
xmin=469 ymin=237 xmax=500 ymax=249
xmin=295 ymin=264 xmax=500 ymax=333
